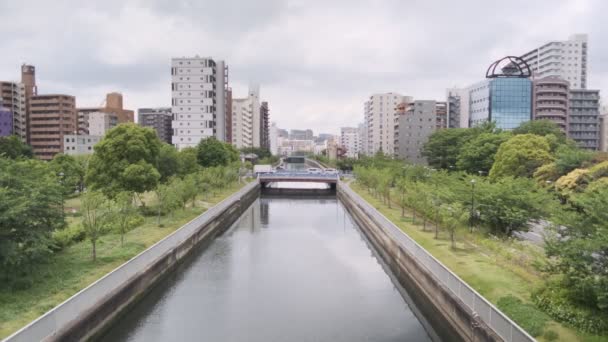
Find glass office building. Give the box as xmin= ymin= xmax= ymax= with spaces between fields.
xmin=489 ymin=78 xmax=532 ymax=130
xmin=468 ymin=78 xmax=532 ymax=130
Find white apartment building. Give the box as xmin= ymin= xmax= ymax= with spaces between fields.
xmin=446 ymin=87 xmax=470 ymax=128
xmin=363 ymin=93 xmax=411 ymax=155
xmin=518 ymin=34 xmax=588 ymax=89
xmin=0 ymin=81 xmax=27 ymax=141
xmin=269 ymin=122 xmax=279 ymax=155
xmin=63 ymin=135 xmax=102 ymax=155
xmin=231 ymin=85 xmax=261 ymax=149
xmin=171 ymin=56 xmax=227 ymax=149
xmin=340 ymin=127 xmax=360 ymax=158
xmin=88 ymin=112 xmax=117 ymax=136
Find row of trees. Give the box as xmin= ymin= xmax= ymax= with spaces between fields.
xmin=0 ymin=125 xmax=247 ymax=286
xmin=388 ymin=119 xmax=608 ymax=333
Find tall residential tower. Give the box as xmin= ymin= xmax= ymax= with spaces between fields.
xmin=171 ymin=56 xmax=227 ymax=149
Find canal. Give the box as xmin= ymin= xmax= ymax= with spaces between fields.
xmin=101 ymin=195 xmax=435 ymax=341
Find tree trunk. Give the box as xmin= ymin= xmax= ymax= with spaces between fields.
xmin=412 ymin=208 xmax=416 ymax=224
xmin=401 ymin=205 xmax=405 ymax=217
xmin=387 ymin=191 xmax=391 ymax=209
xmin=450 ymin=229 xmax=455 ymax=249
xmin=423 ymin=217 xmax=427 ymax=231
xmin=121 ymin=231 xmax=124 ymax=246
xmin=92 ymin=240 xmax=97 ymax=261
xmin=435 ymin=210 xmax=439 ymax=239
xmin=157 ymin=199 xmax=162 ymax=225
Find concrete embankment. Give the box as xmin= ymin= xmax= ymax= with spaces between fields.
xmin=337 ymin=183 xmax=534 ymax=342
xmin=4 ymin=182 xmax=260 ymax=342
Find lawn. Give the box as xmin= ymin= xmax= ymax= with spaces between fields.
xmin=0 ymin=182 xmax=248 ymax=339
xmin=350 ymin=182 xmax=605 ymax=342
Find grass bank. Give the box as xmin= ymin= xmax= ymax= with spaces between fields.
xmin=350 ymin=182 xmax=605 ymax=342
xmin=0 ymin=182 xmax=248 ymax=339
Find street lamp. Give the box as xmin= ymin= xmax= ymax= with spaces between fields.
xmin=469 ymin=178 xmax=476 ymax=233
xmin=58 ymin=172 xmax=65 ymax=221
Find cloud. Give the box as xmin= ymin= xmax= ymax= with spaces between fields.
xmin=1 ymin=0 xmax=606 ymax=134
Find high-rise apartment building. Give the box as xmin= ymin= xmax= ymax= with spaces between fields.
xmin=446 ymin=88 xmax=469 ymax=128
xmin=599 ymin=113 xmax=608 ymax=152
xmin=358 ymin=122 xmax=368 ymax=156
xmin=260 ymin=101 xmax=269 ymax=149
xmin=0 ymin=106 xmax=12 ymax=136
xmin=21 ymin=64 xmax=37 ymax=143
xmin=568 ymin=89 xmax=601 ymax=150
xmin=532 ymin=76 xmax=570 ymax=132
xmin=231 ymin=85 xmax=261 ymax=149
xmin=395 ymin=100 xmax=447 ymax=164
xmin=269 ymin=122 xmax=279 ymax=155
xmin=340 ymin=127 xmax=360 ymax=158
xmin=0 ymin=81 xmax=27 ymax=140
xmin=225 ymin=87 xmax=233 ymax=143
xmin=469 ymin=78 xmax=532 ymax=130
xmin=77 ymin=92 xmax=134 ymax=134
xmin=171 ymin=56 xmax=227 ymax=149
xmin=517 ymin=34 xmax=588 ymax=89
xmin=364 ymin=93 xmax=411 ymax=155
xmin=29 ymin=94 xmax=77 ymax=160
xmin=138 ymin=107 xmax=173 ymax=144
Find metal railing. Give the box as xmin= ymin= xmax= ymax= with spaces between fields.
xmin=3 ymin=182 xmax=259 ymax=342
xmin=258 ymin=171 xmax=339 ymax=180
xmin=338 ymin=183 xmax=535 ymax=342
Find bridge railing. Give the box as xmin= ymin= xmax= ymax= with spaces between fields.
xmin=258 ymin=172 xmax=339 ymax=180
xmin=338 ymin=183 xmax=535 ymax=342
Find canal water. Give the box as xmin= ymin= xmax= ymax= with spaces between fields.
xmin=101 ymin=196 xmax=434 ymax=341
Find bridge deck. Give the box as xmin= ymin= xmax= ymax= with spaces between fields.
xmin=258 ymin=172 xmax=338 ymax=183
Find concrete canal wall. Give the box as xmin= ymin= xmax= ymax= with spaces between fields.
xmin=338 ymin=183 xmax=534 ymax=342
xmin=4 ymin=182 xmax=260 ymax=342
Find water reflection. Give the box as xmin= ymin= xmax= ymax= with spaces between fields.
xmin=101 ymin=197 xmax=432 ymax=342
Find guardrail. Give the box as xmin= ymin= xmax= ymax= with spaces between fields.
xmin=3 ymin=182 xmax=259 ymax=342
xmin=338 ymin=183 xmax=535 ymax=342
xmin=258 ymin=171 xmax=339 ymax=180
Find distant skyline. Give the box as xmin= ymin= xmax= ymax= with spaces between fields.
xmin=1 ymin=0 xmax=607 ymax=135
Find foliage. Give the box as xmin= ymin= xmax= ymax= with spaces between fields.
xmin=512 ymin=119 xmax=567 ymax=146
xmin=489 ymin=134 xmax=553 ymax=179
xmin=533 ymin=286 xmax=608 ymax=334
xmin=438 ymin=203 xmax=467 ymax=248
xmin=337 ymin=157 xmax=357 ymax=171
xmin=0 ymin=158 xmax=63 ymax=285
xmin=533 ymin=162 xmax=561 ymax=185
xmin=497 ymin=295 xmax=551 ymax=337
xmin=555 ymin=168 xmax=591 ymax=197
xmin=49 ymin=153 xmax=87 ymax=194
xmin=196 ymin=137 xmax=239 ymax=168
xmin=456 ymin=131 xmax=510 ymax=174
xmin=177 ymin=147 xmax=200 ymax=177
xmin=0 ymin=135 xmax=33 ymax=159
xmin=86 ymin=124 xmax=162 ymax=198
xmin=474 ymin=177 xmax=550 ymax=235
xmin=554 ymin=145 xmax=594 ymax=176
xmin=52 ymin=224 xmax=86 ymax=250
xmin=157 ymin=143 xmax=179 ymax=182
xmin=112 ymin=192 xmax=142 ymax=245
xmin=422 ymin=128 xmax=479 ymax=169
xmin=81 ymin=191 xmax=113 ymax=261
xmin=545 ymin=185 xmax=608 ymax=315
xmin=154 ymin=183 xmax=180 ymax=226
xmin=588 ymin=160 xmax=608 ymax=180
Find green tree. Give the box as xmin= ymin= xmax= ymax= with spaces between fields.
xmin=512 ymin=119 xmax=566 ymax=142
xmin=546 ymin=184 xmax=608 ymax=313
xmin=554 ymin=145 xmax=594 ymax=176
xmin=0 ymin=158 xmax=63 ymax=284
xmin=489 ymin=134 xmax=553 ymax=179
xmin=86 ymin=124 xmax=162 ymax=198
xmin=81 ymin=191 xmax=112 ymax=261
xmin=177 ymin=147 xmax=200 ymax=177
xmin=196 ymin=137 xmax=239 ymax=168
xmin=439 ymin=203 xmax=468 ymax=248
xmin=0 ymin=135 xmax=33 ymax=159
xmin=49 ymin=153 xmax=85 ymax=195
xmin=475 ymin=177 xmax=550 ymax=235
xmin=456 ymin=132 xmax=511 ymax=174
xmin=157 ymin=143 xmax=180 ymax=182
xmin=154 ymin=183 xmax=178 ymax=225
xmin=112 ymin=192 xmax=141 ymax=245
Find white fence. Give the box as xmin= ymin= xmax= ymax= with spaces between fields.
xmin=339 ymin=183 xmax=535 ymax=342
xmin=3 ymin=182 xmax=258 ymax=342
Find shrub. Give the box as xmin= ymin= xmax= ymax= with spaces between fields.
xmin=532 ymin=287 xmax=608 ymax=334
xmin=497 ymin=295 xmax=550 ymax=337
xmin=588 ymin=160 xmax=608 ymax=180
xmin=543 ymin=330 xmax=559 ymax=341
xmin=52 ymin=224 xmax=86 ymax=249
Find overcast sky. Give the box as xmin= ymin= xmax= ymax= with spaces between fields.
xmin=1 ymin=0 xmax=606 ymax=135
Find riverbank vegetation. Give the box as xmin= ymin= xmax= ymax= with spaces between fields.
xmin=0 ymin=126 xmax=250 ymax=338
xmin=352 ymin=120 xmax=608 ymax=341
